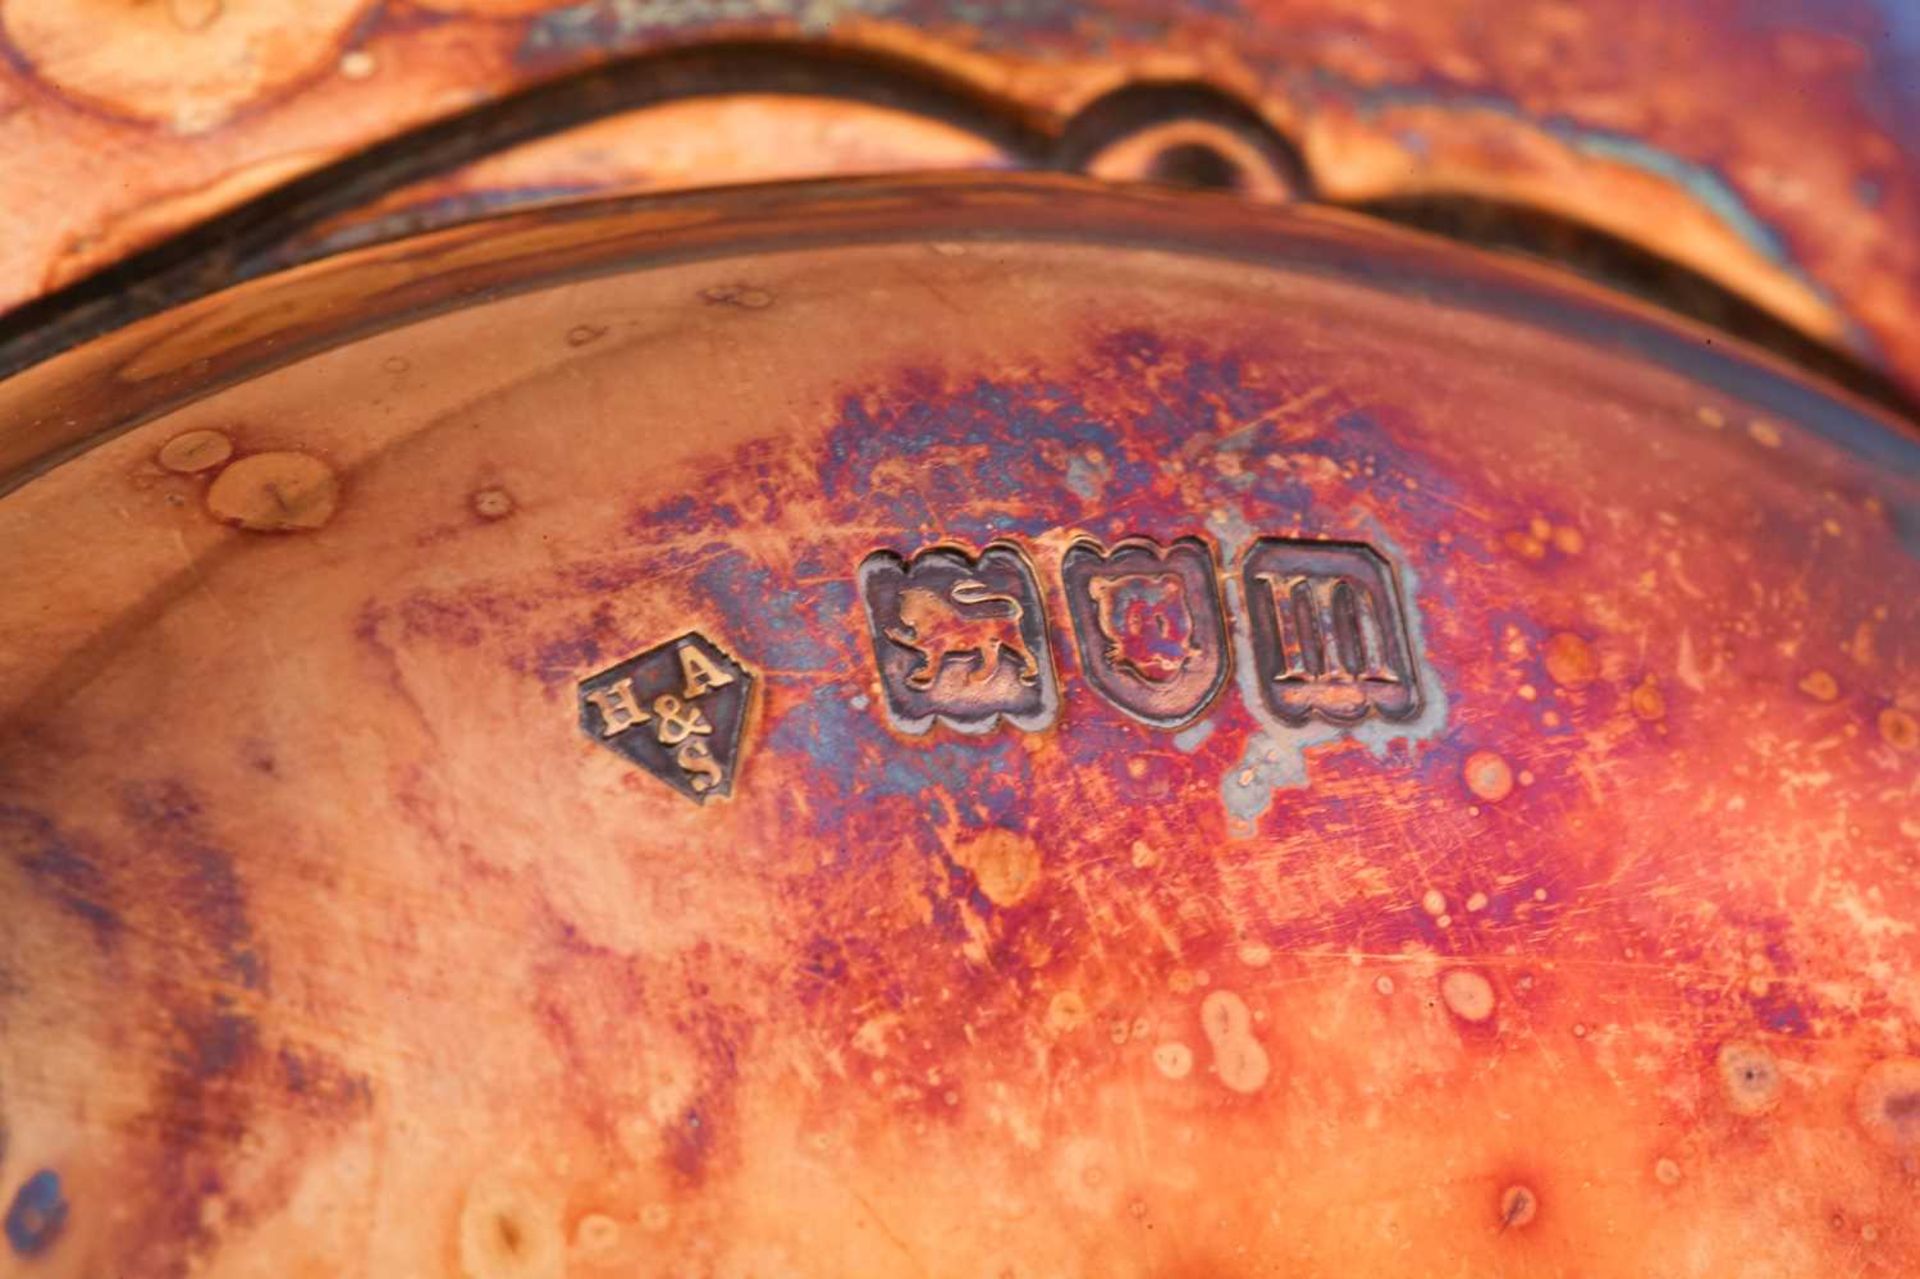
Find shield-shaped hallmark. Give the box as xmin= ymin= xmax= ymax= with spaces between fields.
xmin=1062 ymin=537 xmax=1229 ymax=728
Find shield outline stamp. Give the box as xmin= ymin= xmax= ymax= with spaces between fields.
xmin=1061 ymin=535 xmax=1231 ymax=729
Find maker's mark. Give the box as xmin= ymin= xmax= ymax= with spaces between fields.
xmin=578 ymin=633 xmax=753 ymax=803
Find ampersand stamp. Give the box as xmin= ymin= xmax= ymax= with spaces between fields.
xmin=578 ymin=632 xmax=752 ymax=803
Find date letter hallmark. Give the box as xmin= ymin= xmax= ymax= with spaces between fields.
xmin=1241 ymin=538 xmax=1421 ymax=725
xmin=1062 ymin=537 xmax=1230 ymax=728
xmin=578 ymin=633 xmax=753 ymax=803
xmin=859 ymin=544 xmax=1060 ymax=735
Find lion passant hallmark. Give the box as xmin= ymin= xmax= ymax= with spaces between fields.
xmin=857 ymin=545 xmax=1062 ymax=735
xmin=864 ymin=536 xmax=1420 ymax=736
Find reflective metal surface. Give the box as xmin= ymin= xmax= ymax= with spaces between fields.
xmin=2 ymin=4 xmax=1916 ymax=396
xmin=1 ymin=176 xmax=1915 ymax=1275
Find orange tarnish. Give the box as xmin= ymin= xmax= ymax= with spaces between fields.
xmin=203 ymin=450 xmax=340 ymax=531
xmin=1499 ymin=1183 xmax=1539 ymax=1230
xmin=156 ymin=427 xmax=233 ymax=475
xmin=0 ymin=180 xmax=1914 ymax=1275
xmin=1542 ymin=632 xmax=1598 ymax=690
xmin=1463 ymin=751 xmax=1515 ymax=804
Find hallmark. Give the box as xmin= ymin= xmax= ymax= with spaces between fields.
xmin=579 ymin=632 xmax=753 ymax=802
xmin=857 ymin=534 xmax=1421 ymax=735
xmin=858 ymin=544 xmax=1060 ymax=735
xmin=1061 ymin=537 xmax=1230 ymax=728
xmin=1241 ymin=538 xmax=1421 ymax=725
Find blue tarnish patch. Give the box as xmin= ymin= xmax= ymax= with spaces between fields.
xmin=6 ymin=1170 xmax=68 ymax=1257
